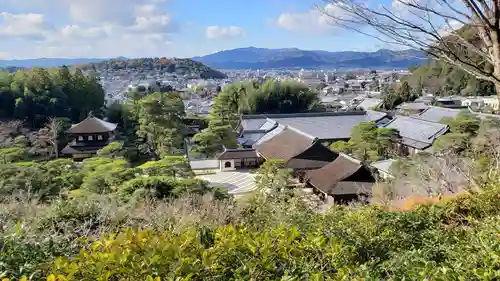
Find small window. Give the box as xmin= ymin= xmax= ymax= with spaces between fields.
xmin=88 ymin=136 xmax=93 ymax=141
xmin=78 ymin=136 xmax=84 ymax=141
xmin=224 ymin=161 xmax=232 ymax=168
xmin=97 ymin=135 xmax=103 ymax=141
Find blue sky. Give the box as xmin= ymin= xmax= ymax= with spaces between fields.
xmin=0 ymin=0 xmax=395 ymax=59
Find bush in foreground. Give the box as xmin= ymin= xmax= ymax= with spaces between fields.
xmin=1 ymin=188 xmax=497 ymax=280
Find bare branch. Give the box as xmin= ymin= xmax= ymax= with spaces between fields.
xmin=321 ymin=0 xmax=500 ymax=97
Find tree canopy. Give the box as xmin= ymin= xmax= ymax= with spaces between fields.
xmin=191 ymin=79 xmax=319 ymax=156
xmin=0 ymin=66 xmax=105 ymax=127
xmin=330 ymin=122 xmax=399 ymax=162
xmin=136 ymin=92 xmax=187 ymax=159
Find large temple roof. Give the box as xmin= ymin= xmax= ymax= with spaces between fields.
xmin=67 ymin=115 xmax=117 ymax=134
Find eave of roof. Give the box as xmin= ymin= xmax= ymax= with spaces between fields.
xmin=305 ymin=154 xmax=374 ymax=195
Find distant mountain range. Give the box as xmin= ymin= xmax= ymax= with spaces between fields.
xmin=0 ymin=47 xmax=427 ymax=70
xmin=193 ymin=47 xmax=427 ymax=69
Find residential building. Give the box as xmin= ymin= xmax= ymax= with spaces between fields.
xmin=483 ymin=96 xmax=499 ymax=111
xmin=461 ymin=97 xmax=485 ymax=109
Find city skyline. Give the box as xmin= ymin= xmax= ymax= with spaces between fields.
xmin=0 ymin=0 xmax=399 ymax=59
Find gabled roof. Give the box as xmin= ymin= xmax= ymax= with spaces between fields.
xmin=383 ymin=115 xmax=448 ymax=149
xmin=255 ymin=126 xmax=315 ymax=161
xmin=413 ymin=106 xmax=464 ymax=123
xmin=68 ymin=116 xmax=117 ymax=134
xmin=285 ymin=142 xmax=339 ymax=170
xmin=305 ymin=154 xmax=375 ymax=195
xmin=218 ymin=148 xmax=259 ymax=160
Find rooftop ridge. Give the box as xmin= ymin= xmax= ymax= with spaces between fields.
xmin=241 ymin=110 xmax=367 ymax=119
xmin=338 ymin=153 xmax=362 ymax=165
xmin=285 ymin=125 xmax=317 ymax=141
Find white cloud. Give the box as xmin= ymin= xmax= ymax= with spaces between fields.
xmin=59 ymin=25 xmax=108 ymax=39
xmin=129 ymin=14 xmax=178 ymax=33
xmin=0 ymin=12 xmax=53 ymax=40
xmin=205 ymin=25 xmax=246 ymax=39
xmin=0 ymin=0 xmax=180 ymax=58
xmin=275 ymin=4 xmax=342 ymax=34
xmin=0 ymin=52 xmax=10 ymax=59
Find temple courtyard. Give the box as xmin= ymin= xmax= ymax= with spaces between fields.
xmin=197 ymin=170 xmax=257 ymax=195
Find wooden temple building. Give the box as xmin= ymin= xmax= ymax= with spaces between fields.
xmin=61 ymin=114 xmax=118 ymax=160
xmin=215 ymin=125 xmax=376 ymax=202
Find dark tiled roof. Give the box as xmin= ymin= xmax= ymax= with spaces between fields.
xmin=305 ymin=154 xmax=375 ymax=195
xmin=68 ymin=116 xmax=117 ymax=134
xmin=383 ymin=115 xmax=449 ymax=149
xmin=256 ymin=127 xmax=315 ymax=162
xmin=61 ymin=141 xmax=111 ymax=155
xmin=285 ymin=142 xmax=339 ymax=170
xmin=415 ymin=106 xmax=500 ymax=123
xmin=218 ymin=148 xmax=259 ymax=160
xmin=413 ymin=106 xmax=464 ymax=123
xmin=241 ymin=110 xmax=388 ymax=140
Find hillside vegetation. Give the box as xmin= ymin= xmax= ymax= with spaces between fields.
xmin=79 ymin=57 xmax=227 ymax=79
xmin=0 ymin=184 xmax=498 ymax=280
xmin=404 ymin=25 xmax=495 ymax=96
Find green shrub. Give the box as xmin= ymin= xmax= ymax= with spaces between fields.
xmin=45 ymin=187 xmax=500 ymax=280
xmin=119 ymin=177 xmax=209 ymax=199
xmin=138 ymin=156 xmax=194 ymax=178
xmin=0 ymin=147 xmax=27 ymax=164
xmin=97 ymin=141 xmax=124 ymax=158
xmin=81 ymin=160 xmax=131 ymax=194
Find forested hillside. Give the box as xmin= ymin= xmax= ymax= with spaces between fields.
xmin=404 ymin=25 xmax=495 ymax=96
xmin=405 ymin=59 xmax=496 ymax=96
xmin=78 ymin=57 xmax=227 ymax=79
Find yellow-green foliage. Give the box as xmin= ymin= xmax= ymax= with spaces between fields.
xmin=138 ymin=156 xmax=194 ymax=178
xmin=96 ymin=141 xmax=123 ymax=158
xmin=40 ymin=188 xmax=500 ymax=280
xmin=0 ymin=147 xmax=27 ymax=164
